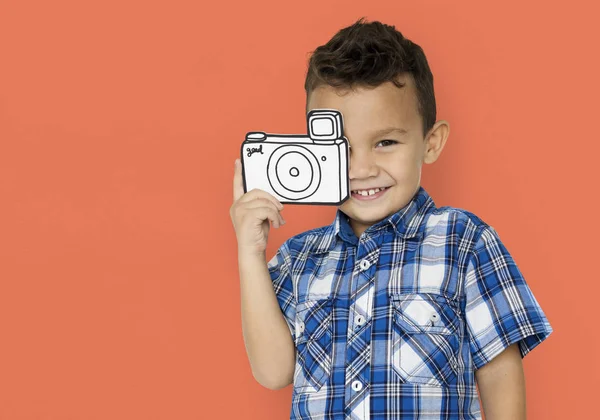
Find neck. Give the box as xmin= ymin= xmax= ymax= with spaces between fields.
xmin=350 ymin=220 xmax=369 ymax=239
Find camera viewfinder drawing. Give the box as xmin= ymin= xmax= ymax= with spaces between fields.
xmin=241 ymin=109 xmax=350 ymax=205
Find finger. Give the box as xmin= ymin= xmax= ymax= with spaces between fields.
xmin=242 ymin=197 xmax=278 ymax=210
xmin=239 ymin=188 xmax=284 ymax=211
xmin=233 ymin=159 xmax=245 ymax=202
xmin=249 ymin=206 xmax=281 ymax=229
xmin=242 ymin=198 xmax=285 ymax=225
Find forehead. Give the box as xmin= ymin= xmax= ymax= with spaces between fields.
xmin=306 ymin=76 xmax=420 ymax=135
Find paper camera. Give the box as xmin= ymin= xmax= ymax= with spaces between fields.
xmin=241 ymin=109 xmax=350 ymax=205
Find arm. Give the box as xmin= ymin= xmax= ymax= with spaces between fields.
xmin=465 ymin=226 xmax=553 ymax=419
xmin=230 ymin=158 xmax=295 ymax=390
xmin=239 ymin=251 xmax=296 ymax=390
xmin=475 ymin=343 xmax=526 ymax=420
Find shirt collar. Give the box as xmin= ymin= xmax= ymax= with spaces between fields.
xmin=312 ymin=186 xmax=435 ymax=253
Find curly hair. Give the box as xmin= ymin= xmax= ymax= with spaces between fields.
xmin=305 ymin=18 xmax=436 ymax=137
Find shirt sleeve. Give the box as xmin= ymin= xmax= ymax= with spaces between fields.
xmin=267 ymin=241 xmax=296 ymax=343
xmin=464 ymin=225 xmax=553 ymax=370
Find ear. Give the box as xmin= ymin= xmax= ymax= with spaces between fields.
xmin=423 ymin=120 xmax=450 ymax=164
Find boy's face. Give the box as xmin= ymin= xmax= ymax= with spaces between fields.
xmin=307 ymin=75 xmax=449 ymax=237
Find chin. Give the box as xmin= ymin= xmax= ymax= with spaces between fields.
xmin=343 ymin=206 xmax=391 ymax=225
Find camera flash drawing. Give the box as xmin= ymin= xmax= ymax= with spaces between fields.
xmin=241 ymin=109 xmax=350 ymax=205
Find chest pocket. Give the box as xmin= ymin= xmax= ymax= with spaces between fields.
xmin=293 ymin=297 xmax=333 ymax=393
xmin=390 ymin=293 xmax=461 ymax=387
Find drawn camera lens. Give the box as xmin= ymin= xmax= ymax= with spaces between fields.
xmin=267 ymin=145 xmax=321 ymax=200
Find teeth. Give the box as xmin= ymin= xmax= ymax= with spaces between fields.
xmin=353 ymin=187 xmax=385 ymax=196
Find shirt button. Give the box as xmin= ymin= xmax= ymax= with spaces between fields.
xmin=430 ymin=313 xmax=439 ymax=323
xmin=351 ymin=380 xmax=363 ymax=392
xmin=298 ymin=321 xmax=305 ymax=333
xmin=356 ymin=315 xmax=365 ymax=326
xmin=359 ymin=260 xmax=371 ymax=271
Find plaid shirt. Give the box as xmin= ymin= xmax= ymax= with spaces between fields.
xmin=267 ymin=186 xmax=553 ymax=419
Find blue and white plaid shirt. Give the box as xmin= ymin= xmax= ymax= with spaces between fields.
xmin=267 ymin=186 xmax=553 ymax=419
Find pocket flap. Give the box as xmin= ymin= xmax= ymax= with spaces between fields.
xmin=391 ymin=293 xmax=459 ymax=335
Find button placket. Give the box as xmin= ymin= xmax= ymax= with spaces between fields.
xmin=346 ymin=241 xmax=376 ymax=399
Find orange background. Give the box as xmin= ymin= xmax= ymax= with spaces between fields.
xmin=0 ymin=0 xmax=597 ymax=419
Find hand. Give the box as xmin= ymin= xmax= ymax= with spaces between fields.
xmin=230 ymin=159 xmax=285 ymax=255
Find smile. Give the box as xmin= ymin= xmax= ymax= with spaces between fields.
xmin=351 ymin=187 xmax=390 ymax=200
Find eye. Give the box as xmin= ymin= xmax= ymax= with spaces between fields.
xmin=376 ymin=139 xmax=398 ymax=147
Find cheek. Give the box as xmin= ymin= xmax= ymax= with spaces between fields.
xmin=381 ymin=154 xmax=416 ymax=177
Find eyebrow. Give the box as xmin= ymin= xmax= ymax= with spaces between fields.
xmin=370 ymin=127 xmax=409 ymax=138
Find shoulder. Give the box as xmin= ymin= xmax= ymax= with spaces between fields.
xmin=422 ymin=205 xmax=495 ymax=244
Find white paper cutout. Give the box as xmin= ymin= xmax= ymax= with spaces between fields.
xmin=241 ymin=109 xmax=350 ymax=205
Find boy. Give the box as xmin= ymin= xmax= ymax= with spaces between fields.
xmin=230 ymin=18 xmax=553 ymax=420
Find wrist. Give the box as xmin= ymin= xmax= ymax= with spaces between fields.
xmin=237 ymin=246 xmax=267 ymax=262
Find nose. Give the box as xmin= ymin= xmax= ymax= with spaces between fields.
xmin=349 ymin=149 xmax=378 ymax=179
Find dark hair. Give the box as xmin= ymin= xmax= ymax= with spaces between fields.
xmin=305 ymin=18 xmax=436 ymax=137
